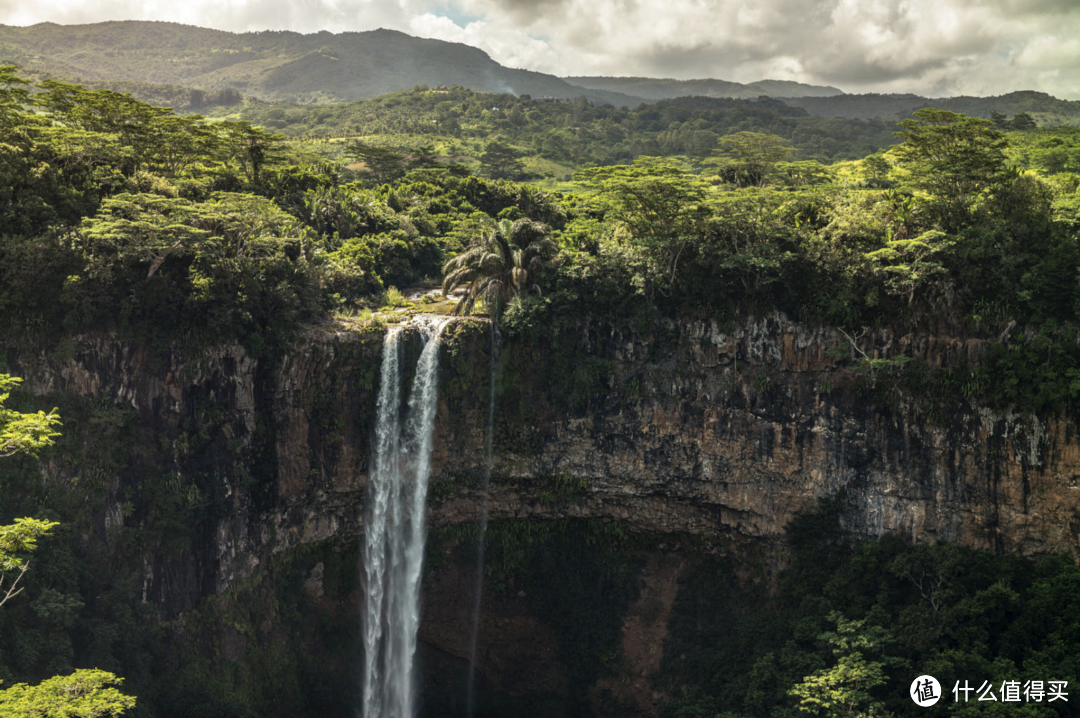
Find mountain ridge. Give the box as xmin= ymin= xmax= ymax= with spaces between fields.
xmin=0 ymin=21 xmax=647 ymax=105
xmin=3 ymin=20 xmax=1079 ymax=125
xmin=1 ymin=20 xmax=838 ymax=107
xmin=782 ymin=89 xmax=1080 ymax=124
xmin=565 ymin=75 xmax=844 ymax=100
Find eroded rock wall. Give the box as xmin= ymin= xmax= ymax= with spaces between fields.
xmin=11 ymin=313 xmax=1080 ymax=615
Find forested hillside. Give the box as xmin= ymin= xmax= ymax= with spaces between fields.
xmin=0 ymin=21 xmax=638 ymax=105
xmin=224 ymin=88 xmax=900 ymax=169
xmin=785 ymin=90 xmax=1080 ymax=125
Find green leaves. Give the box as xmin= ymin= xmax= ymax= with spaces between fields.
xmin=213 ymin=120 xmax=284 ymax=185
xmin=0 ymin=375 xmax=61 ymax=460
xmin=0 ymin=518 xmax=59 ymax=574
xmin=346 ymin=142 xmax=408 ymax=184
xmin=0 ymin=517 xmax=59 ymax=610
xmin=0 ymin=669 xmax=135 ymax=717
xmin=441 ymin=217 xmax=555 ymax=316
xmin=865 ymin=229 xmax=953 ymax=305
xmin=478 ymin=140 xmax=526 ymax=181
xmin=893 ymin=109 xmax=1009 ymax=226
xmin=575 ymin=157 xmax=710 ymax=289
xmin=0 ymin=65 xmax=30 ymax=125
xmin=711 ymin=131 xmax=794 ymax=187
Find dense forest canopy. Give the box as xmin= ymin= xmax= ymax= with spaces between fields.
xmin=0 ymin=64 xmax=1079 ymax=400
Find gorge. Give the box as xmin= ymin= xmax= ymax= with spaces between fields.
xmin=4 ymin=311 xmax=1078 ymax=716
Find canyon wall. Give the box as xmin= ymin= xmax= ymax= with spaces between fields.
xmin=9 ymin=313 xmax=1080 ymax=716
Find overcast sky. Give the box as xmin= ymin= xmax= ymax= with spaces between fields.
xmin=3 ymin=0 xmax=1080 ymax=98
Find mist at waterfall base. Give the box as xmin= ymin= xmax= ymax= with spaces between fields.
xmin=361 ymin=317 xmax=449 ymax=718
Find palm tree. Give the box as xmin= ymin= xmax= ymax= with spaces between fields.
xmin=441 ymin=218 xmax=556 ymax=316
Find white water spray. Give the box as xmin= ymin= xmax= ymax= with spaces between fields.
xmin=363 ymin=317 xmax=450 ymax=718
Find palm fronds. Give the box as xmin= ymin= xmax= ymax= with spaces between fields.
xmin=441 ymin=217 xmax=555 ymax=316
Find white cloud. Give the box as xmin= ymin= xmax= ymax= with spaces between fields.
xmin=3 ymin=0 xmax=1080 ymax=98
xmin=408 ymin=12 xmax=560 ymax=71
xmin=0 ymin=0 xmax=415 ymax=33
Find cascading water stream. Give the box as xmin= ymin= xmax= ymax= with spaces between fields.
xmin=362 ymin=316 xmax=450 ymax=718
xmin=464 ymin=318 xmax=500 ymax=717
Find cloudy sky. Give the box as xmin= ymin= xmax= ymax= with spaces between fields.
xmin=3 ymin=0 xmax=1080 ymax=98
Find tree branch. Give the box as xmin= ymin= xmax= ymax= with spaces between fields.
xmin=0 ymin=561 xmax=29 ymax=609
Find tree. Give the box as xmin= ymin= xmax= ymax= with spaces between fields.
xmin=865 ymin=229 xmax=954 ymax=306
xmin=34 ymin=80 xmax=170 ymax=171
xmin=0 ymin=373 xmax=60 ymax=606
xmin=146 ymin=114 xmax=220 ymax=177
xmin=75 ymin=191 xmax=308 ymax=283
xmin=575 ymin=157 xmax=710 ymax=289
xmin=478 ymin=140 xmax=526 ymax=180
xmin=346 ymin=142 xmax=408 ymax=184
xmin=0 ymin=65 xmax=30 ymax=127
xmin=75 ymin=193 xmax=212 ymax=283
xmin=860 ymin=154 xmax=893 ymax=188
xmin=0 ymin=517 xmax=58 ymax=609
xmin=777 ymin=160 xmax=833 ymax=188
xmin=893 ymin=109 xmax=1008 ymax=227
xmin=214 ymin=120 xmax=282 ymax=185
xmin=0 ymin=375 xmax=61 ymax=459
xmin=1011 ymin=113 xmax=1037 ymax=131
xmin=711 ymin=131 xmax=793 ymax=187
xmin=0 ymin=670 xmax=136 ymax=717
xmin=441 ymin=217 xmax=555 ymax=316
xmin=990 ymin=111 xmax=1011 ymax=130
xmin=0 ymin=381 xmax=134 ymax=718
xmin=789 ymin=613 xmax=892 ymax=718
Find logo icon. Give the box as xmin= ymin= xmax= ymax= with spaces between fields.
xmin=911 ymin=675 xmax=942 ymax=707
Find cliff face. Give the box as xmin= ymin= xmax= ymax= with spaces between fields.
xmin=433 ymin=314 xmax=1079 ymax=559
xmin=9 ymin=313 xmax=1080 ymax=715
xmin=13 ymin=313 xmax=1080 ymax=595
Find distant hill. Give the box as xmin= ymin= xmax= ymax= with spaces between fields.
xmin=565 ymin=76 xmax=844 ymax=101
xmin=4 ymin=21 xmax=1078 ymax=127
xmin=782 ymin=91 xmax=1080 ymax=126
xmin=0 ymin=20 xmax=645 ymax=106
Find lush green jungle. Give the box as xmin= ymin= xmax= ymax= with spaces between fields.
xmin=3 ymin=60 xmax=1080 ymax=718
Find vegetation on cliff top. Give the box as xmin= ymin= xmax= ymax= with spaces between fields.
xmin=3 ymin=61 xmax=1080 ymax=409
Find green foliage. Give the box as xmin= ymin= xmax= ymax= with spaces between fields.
xmin=478 ymin=140 xmax=526 ymax=181
xmin=442 ymin=217 xmax=556 ymax=315
xmin=65 ymin=191 xmax=325 ymax=350
xmin=661 ymin=503 xmax=1080 ymax=718
xmin=893 ymin=109 xmax=1009 ymax=228
xmin=0 ymin=669 xmax=135 ymax=717
xmin=711 ymin=131 xmax=794 ymax=187
xmin=788 ymin=614 xmax=892 ymax=718
xmin=0 ymin=377 xmax=61 ymax=460
xmin=865 ymin=229 xmax=953 ymax=305
xmin=0 ymin=519 xmax=59 ymax=575
xmin=0 ymin=518 xmax=59 ymax=610
xmin=5 ymin=66 xmax=1080 ymax=415
xmin=575 ymin=158 xmax=710 ymax=290
xmin=345 ymin=142 xmax=409 ymax=184
xmin=0 ymin=385 xmax=135 ymax=718
xmin=230 ymin=88 xmax=899 ymax=166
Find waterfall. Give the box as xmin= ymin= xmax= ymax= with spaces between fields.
xmin=465 ymin=318 xmax=500 ymax=717
xmin=362 ymin=317 xmax=450 ymax=718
